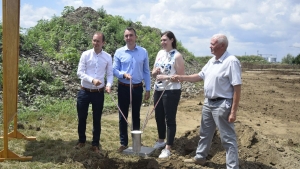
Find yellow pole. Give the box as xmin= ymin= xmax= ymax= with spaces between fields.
xmin=0 ymin=0 xmax=35 ymax=161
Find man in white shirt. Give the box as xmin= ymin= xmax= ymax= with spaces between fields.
xmin=75 ymin=32 xmax=113 ymax=153
xmin=173 ymin=34 xmax=241 ymax=169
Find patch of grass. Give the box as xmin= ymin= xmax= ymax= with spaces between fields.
xmin=0 ymin=96 xmax=158 ymax=168
xmin=17 ymin=96 xmax=76 ymax=121
xmin=103 ymin=92 xmax=118 ymax=113
xmin=294 ymin=144 xmax=300 ymax=154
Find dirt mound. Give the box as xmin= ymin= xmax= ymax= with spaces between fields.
xmin=65 ymin=70 xmax=300 ymax=169
xmin=63 ymin=7 xmax=101 ymax=39
xmin=68 ymin=122 xmax=288 ymax=169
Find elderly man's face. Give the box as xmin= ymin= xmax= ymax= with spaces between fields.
xmin=210 ymin=38 xmax=223 ymax=57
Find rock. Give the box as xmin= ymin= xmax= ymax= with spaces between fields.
xmin=247 ymin=157 xmax=256 ymax=162
xmin=17 ymin=123 xmax=25 ymax=129
xmin=288 ymin=139 xmax=294 ymax=146
xmin=277 ymin=147 xmax=285 ymax=152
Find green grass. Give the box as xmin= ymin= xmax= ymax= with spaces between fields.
xmin=0 ymin=97 xmax=158 ymax=168
xmin=294 ymin=144 xmax=300 ymax=154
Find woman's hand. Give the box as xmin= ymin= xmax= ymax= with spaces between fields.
xmin=154 ymin=67 xmax=161 ymax=74
xmin=157 ymin=75 xmax=170 ymax=81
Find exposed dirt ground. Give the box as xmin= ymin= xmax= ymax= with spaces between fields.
xmin=74 ymin=69 xmax=300 ymax=169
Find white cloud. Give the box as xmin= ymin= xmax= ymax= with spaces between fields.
xmin=91 ymin=0 xmax=155 ymax=19
xmin=91 ymin=0 xmax=111 ymax=7
xmin=270 ymin=31 xmax=286 ymax=38
xmin=20 ymin=4 xmax=57 ymax=28
xmin=290 ymin=5 xmax=300 ymax=24
xmin=146 ymin=0 xmax=214 ymax=33
xmin=4 ymin=0 xmax=299 ymax=61
xmin=61 ymin=0 xmax=85 ymax=8
xmin=94 ymin=0 xmax=300 ymax=60
xmin=240 ymin=23 xmax=259 ymax=30
xmin=291 ymin=43 xmax=300 ymax=48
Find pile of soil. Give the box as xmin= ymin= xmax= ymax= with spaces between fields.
xmin=69 ymin=69 xmax=300 ymax=168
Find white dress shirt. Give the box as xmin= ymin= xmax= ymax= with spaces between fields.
xmin=77 ymin=49 xmax=113 ymax=89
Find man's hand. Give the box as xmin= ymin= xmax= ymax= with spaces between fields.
xmin=92 ymin=79 xmax=102 ymax=86
xmin=228 ymin=112 xmax=236 ymax=123
xmin=123 ymin=73 xmax=132 ymax=80
xmin=171 ymin=75 xmax=182 ymax=82
xmin=105 ymin=86 xmax=111 ymax=93
xmin=144 ymin=91 xmax=150 ymax=101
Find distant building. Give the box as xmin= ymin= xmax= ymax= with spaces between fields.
xmin=268 ymin=57 xmax=277 ymax=63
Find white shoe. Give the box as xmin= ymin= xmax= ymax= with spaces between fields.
xmin=153 ymin=141 xmax=166 ymax=149
xmin=158 ymin=149 xmax=171 ymax=158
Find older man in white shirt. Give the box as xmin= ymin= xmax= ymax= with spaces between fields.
xmin=173 ymin=34 xmax=241 ymax=169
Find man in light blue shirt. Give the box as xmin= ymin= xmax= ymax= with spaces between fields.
xmin=113 ymin=27 xmax=151 ymax=152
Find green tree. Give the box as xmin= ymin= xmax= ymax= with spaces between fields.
xmin=281 ymin=54 xmax=295 ymax=64
xmin=97 ymin=6 xmax=107 ymax=18
xmin=61 ymin=6 xmax=75 ymax=16
xmin=20 ymin=6 xmax=199 ymax=70
xmin=294 ymin=54 xmax=300 ymax=64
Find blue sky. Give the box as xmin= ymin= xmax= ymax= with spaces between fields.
xmin=1 ymin=0 xmax=300 ymax=61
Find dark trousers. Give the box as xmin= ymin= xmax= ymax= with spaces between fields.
xmin=118 ymin=84 xmax=143 ymax=146
xmin=154 ymin=89 xmax=181 ymax=145
xmin=76 ymin=89 xmax=104 ymax=147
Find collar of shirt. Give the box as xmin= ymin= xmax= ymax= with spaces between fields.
xmin=125 ymin=45 xmax=138 ymax=51
xmin=213 ymin=51 xmax=229 ymax=63
xmin=93 ymin=49 xmax=103 ymax=56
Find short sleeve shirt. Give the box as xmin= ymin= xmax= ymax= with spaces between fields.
xmin=198 ymin=51 xmax=242 ymax=99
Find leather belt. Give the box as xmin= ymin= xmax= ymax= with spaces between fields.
xmin=208 ymin=97 xmax=226 ymax=102
xmin=118 ymin=81 xmax=143 ymax=88
xmin=81 ymin=86 xmax=104 ymax=92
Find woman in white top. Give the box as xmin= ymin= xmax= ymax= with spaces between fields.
xmin=151 ymin=31 xmax=185 ymax=158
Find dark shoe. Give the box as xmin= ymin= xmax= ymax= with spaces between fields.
xmin=184 ymin=158 xmax=206 ymax=166
xmin=91 ymin=146 xmax=100 ymax=153
xmin=74 ymin=142 xmax=85 ymax=149
xmin=117 ymin=145 xmax=128 ymax=152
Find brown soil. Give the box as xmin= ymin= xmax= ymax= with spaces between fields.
xmin=74 ymin=69 xmax=300 ymax=169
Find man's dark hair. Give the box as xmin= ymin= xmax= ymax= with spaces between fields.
xmin=161 ymin=31 xmax=177 ymax=49
xmin=93 ymin=31 xmax=105 ymax=41
xmin=125 ymin=27 xmax=137 ymax=35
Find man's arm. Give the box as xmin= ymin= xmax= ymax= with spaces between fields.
xmin=143 ymin=51 xmax=151 ymax=100
xmin=106 ymin=55 xmax=113 ymax=93
xmin=143 ymin=51 xmax=151 ymax=91
xmin=112 ymin=52 xmax=123 ymax=79
xmin=172 ymin=74 xmax=202 ymax=83
xmin=77 ymin=53 xmax=94 ymax=83
xmin=228 ymin=84 xmax=241 ymax=123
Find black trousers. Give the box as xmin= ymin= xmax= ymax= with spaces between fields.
xmin=76 ymin=89 xmax=104 ymax=147
xmin=118 ymin=84 xmax=143 ymax=146
xmin=154 ymin=89 xmax=181 ymax=145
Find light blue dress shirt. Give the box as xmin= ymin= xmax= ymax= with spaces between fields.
xmin=113 ymin=45 xmax=151 ymax=91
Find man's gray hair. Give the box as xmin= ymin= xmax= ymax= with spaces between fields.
xmin=211 ymin=34 xmax=228 ymax=48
